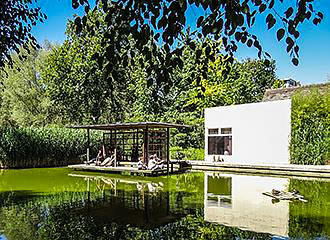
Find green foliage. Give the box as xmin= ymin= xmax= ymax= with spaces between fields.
xmin=69 ymin=0 xmax=322 ymax=95
xmin=0 ymin=0 xmax=46 ymax=69
xmin=1 ymin=10 xmax=282 ymax=166
xmin=0 ymin=44 xmax=53 ymax=127
xmin=170 ymin=146 xmax=204 ymax=161
xmin=42 ymin=7 xmax=135 ymax=124
xmin=0 ymin=127 xmax=101 ymax=168
xmin=185 ymin=56 xmax=279 ymax=112
xmin=290 ymin=88 xmax=330 ymax=165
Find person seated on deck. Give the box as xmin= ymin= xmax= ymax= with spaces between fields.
xmin=147 ymin=154 xmax=166 ymax=170
xmin=137 ymin=157 xmax=147 ymax=170
xmin=100 ymin=147 xmax=116 ymax=167
xmin=85 ymin=145 xmax=104 ymax=165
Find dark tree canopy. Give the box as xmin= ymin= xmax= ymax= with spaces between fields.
xmin=0 ymin=0 xmax=46 ymax=69
xmin=0 ymin=0 xmax=323 ymax=87
xmin=70 ymin=0 xmax=323 ymax=88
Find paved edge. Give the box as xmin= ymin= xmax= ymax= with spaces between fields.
xmin=188 ymin=161 xmax=330 ymax=178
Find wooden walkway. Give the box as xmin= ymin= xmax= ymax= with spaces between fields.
xmin=68 ymin=163 xmax=189 ymax=176
xmin=188 ymin=161 xmax=330 ymax=178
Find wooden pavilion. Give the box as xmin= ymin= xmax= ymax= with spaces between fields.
xmin=68 ymin=122 xmax=190 ymax=176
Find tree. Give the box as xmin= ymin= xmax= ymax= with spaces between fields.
xmin=0 ymin=44 xmax=52 ymax=127
xmin=42 ymin=7 xmax=134 ymax=124
xmin=0 ymin=0 xmax=46 ymax=69
xmin=69 ymin=0 xmax=323 ymax=90
xmin=124 ymin=38 xmax=280 ymax=148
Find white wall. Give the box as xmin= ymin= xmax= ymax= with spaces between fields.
xmin=205 ymin=99 xmax=291 ymax=164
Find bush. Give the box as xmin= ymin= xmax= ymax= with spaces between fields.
xmin=290 ymin=88 xmax=330 ymax=165
xmin=0 ymin=127 xmax=102 ymax=168
xmin=170 ymin=146 xmax=204 ymax=161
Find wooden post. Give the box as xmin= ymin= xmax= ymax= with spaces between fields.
xmin=87 ymin=177 xmax=90 ymax=204
xmin=144 ymin=126 xmax=149 ymax=164
xmin=114 ymin=130 xmax=117 ymax=166
xmin=114 ymin=148 xmax=117 ymax=167
xmin=87 ymin=128 xmax=90 ymax=162
xmin=110 ymin=130 xmax=112 ymax=146
xmin=167 ymin=127 xmax=170 ymax=175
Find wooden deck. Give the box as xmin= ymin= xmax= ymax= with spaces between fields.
xmin=68 ymin=163 xmax=189 ymax=176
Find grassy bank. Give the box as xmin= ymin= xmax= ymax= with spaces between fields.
xmin=290 ymin=88 xmax=330 ymax=165
xmin=0 ymin=127 xmax=101 ymax=168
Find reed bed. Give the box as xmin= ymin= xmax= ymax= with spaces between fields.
xmin=0 ymin=127 xmax=102 ymax=168
xmin=290 ymin=88 xmax=330 ymax=165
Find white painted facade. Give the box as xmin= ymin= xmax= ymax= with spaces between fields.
xmin=204 ymin=99 xmax=291 ymax=164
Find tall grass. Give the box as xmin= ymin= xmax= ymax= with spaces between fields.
xmin=0 ymin=127 xmax=102 ymax=168
xmin=290 ymin=88 xmax=330 ymax=165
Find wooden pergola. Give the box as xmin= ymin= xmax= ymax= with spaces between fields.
xmin=68 ymin=122 xmax=189 ymax=174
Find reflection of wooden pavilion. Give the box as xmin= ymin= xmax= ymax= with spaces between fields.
xmin=69 ymin=173 xmax=187 ymax=228
xmin=68 ymin=122 xmax=189 ymax=175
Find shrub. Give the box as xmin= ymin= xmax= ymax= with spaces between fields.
xmin=170 ymin=146 xmax=204 ymax=161
xmin=290 ymin=88 xmax=330 ymax=165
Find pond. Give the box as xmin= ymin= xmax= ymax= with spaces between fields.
xmin=0 ymin=168 xmax=329 ymax=240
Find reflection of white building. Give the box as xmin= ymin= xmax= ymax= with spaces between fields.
xmin=204 ymin=173 xmax=289 ymax=237
xmin=204 ymin=99 xmax=291 ymax=164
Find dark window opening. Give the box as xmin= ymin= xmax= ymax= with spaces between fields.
xmin=208 ymin=128 xmax=219 ymax=135
xmin=208 ymin=136 xmax=232 ymax=155
xmin=221 ymin=128 xmax=232 ymax=134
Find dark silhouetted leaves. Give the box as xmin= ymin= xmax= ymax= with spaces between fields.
xmin=72 ymin=0 xmax=79 ymax=9
xmin=269 ymin=0 xmax=275 ymax=9
xmin=285 ymin=7 xmax=294 ymax=18
xmin=197 ymin=16 xmax=204 ymax=28
xmin=264 ymin=59 xmax=270 ymax=67
xmin=259 ymin=4 xmax=266 ymax=13
xmin=247 ymin=39 xmax=253 ymax=47
xmin=277 ymin=28 xmax=285 ymax=41
xmin=292 ymin=58 xmax=299 ymax=66
xmin=0 ymin=0 xmax=46 ymax=69
xmin=266 ymin=14 xmax=276 ymax=29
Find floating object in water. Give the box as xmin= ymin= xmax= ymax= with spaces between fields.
xmin=271 ymin=189 xmax=281 ymax=196
xmin=263 ymin=189 xmax=307 ymax=202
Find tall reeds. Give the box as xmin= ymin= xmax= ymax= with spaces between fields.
xmin=290 ymin=88 xmax=330 ymax=165
xmin=0 ymin=127 xmax=102 ymax=168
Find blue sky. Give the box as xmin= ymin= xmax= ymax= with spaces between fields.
xmin=32 ymin=0 xmax=330 ymax=85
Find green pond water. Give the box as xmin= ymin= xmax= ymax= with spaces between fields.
xmin=0 ymin=168 xmax=329 ymax=240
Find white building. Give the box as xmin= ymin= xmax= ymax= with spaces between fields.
xmin=204 ymin=99 xmax=291 ymax=164
xmin=283 ymin=78 xmax=300 ymax=88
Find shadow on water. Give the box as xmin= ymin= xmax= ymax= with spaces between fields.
xmin=0 ymin=190 xmax=42 ymax=206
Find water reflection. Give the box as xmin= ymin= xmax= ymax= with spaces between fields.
xmin=204 ymin=173 xmax=290 ymax=236
xmin=68 ymin=174 xmax=178 ymax=228
xmin=203 ymin=172 xmax=330 ymax=239
xmin=0 ymin=168 xmax=329 ymax=239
